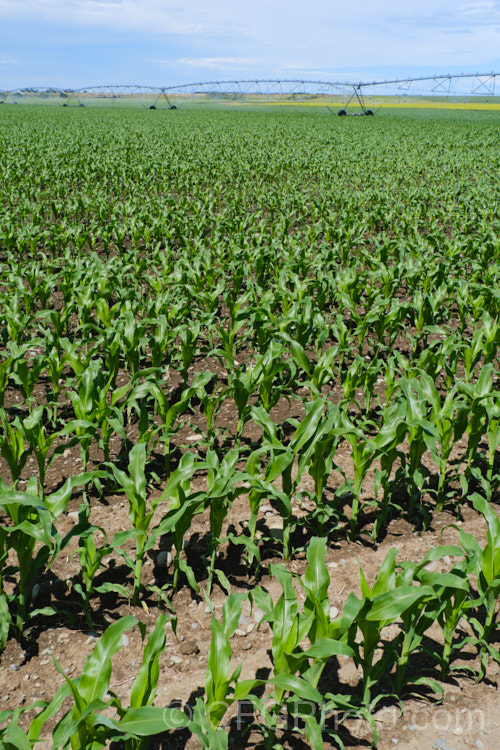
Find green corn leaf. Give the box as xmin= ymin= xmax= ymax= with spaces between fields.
xmin=129 ymin=615 xmax=173 ymax=708
xmin=269 ymin=674 xmax=322 ymax=703
xmin=78 ymin=616 xmax=137 ymax=706
xmin=366 ymin=585 xmax=434 ymax=621
xmin=0 ymin=595 xmax=11 ymax=649
xmin=129 ymin=441 xmax=147 ymax=504
xmin=2 ymin=723 xmax=32 ymax=750
xmin=221 ymin=592 xmax=246 ymax=637
xmin=95 ymin=581 xmax=132 ymax=600
xmin=232 ymin=677 xmax=267 ymax=701
xmin=27 ymin=683 xmax=71 ymax=743
xmin=98 ymin=706 xmax=189 ymax=736
xmin=303 ymin=715 xmax=324 ymax=750
xmin=300 ymin=637 xmax=354 ymax=660
xmin=360 ymin=547 xmax=397 ymax=599
xmin=0 ymin=489 xmax=43 ymax=511
xmin=214 ymin=569 xmax=232 ymax=596
xmin=206 ymin=617 xmax=232 ymax=728
xmin=45 ymin=472 xmax=106 ymax=518
xmin=179 ymin=557 xmax=200 ymax=593
xmin=303 ymin=536 xmax=330 ymax=603
xmin=418 ymin=570 xmax=469 ymax=590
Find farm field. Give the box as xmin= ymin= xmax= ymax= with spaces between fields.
xmin=0 ymin=104 xmax=500 ymax=749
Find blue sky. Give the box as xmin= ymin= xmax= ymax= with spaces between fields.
xmin=1 ymin=0 xmax=499 ymax=89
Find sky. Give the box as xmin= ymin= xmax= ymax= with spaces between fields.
xmin=1 ymin=0 xmax=499 ymax=90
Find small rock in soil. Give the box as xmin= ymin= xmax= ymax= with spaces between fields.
xmin=253 ymin=609 xmax=264 ymax=623
xmin=268 ymin=519 xmax=284 ymax=539
xmin=179 ymin=640 xmax=199 ymax=656
xmin=156 ymin=551 xmax=172 ymax=568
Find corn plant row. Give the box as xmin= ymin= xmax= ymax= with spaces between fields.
xmin=1 ymin=374 xmax=500 ymax=646
xmin=3 ymin=515 xmax=500 ymax=750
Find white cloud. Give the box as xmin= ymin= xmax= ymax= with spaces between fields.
xmin=178 ymin=57 xmax=264 ymax=69
xmin=0 ymin=0 xmax=206 ymax=34
xmin=461 ymin=1 xmax=498 ymax=14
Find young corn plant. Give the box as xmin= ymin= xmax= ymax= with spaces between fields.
xmin=459 ymin=364 xmax=493 ymax=477
xmin=399 ymin=378 xmax=433 ymax=523
xmin=0 ymin=413 xmax=31 ymax=486
xmin=14 ymin=405 xmax=81 ymax=503
xmin=332 ymin=409 xmax=398 ymax=540
xmin=70 ymin=504 xmax=113 ymax=626
xmin=119 ymin=309 xmax=147 ymax=376
xmin=102 ymin=613 xmax=185 ymax=749
xmin=231 ymin=364 xmax=263 ymax=442
xmin=203 ymin=448 xmax=248 ymax=594
xmin=0 ymin=471 xmax=101 ymax=643
xmin=250 ymin=398 xmax=334 ymax=558
xmin=462 ymin=312 xmax=499 ymax=381
xmin=67 ymin=360 xmax=104 ymax=472
xmin=484 ymin=391 xmax=500 ymax=487
xmin=454 ymin=491 xmax=500 ymax=678
xmin=251 ymin=564 xmax=318 ymax=748
xmin=179 ymin=321 xmax=201 ymax=387
xmin=106 ymin=442 xmax=159 ymax=605
xmin=415 ymin=372 xmax=468 ymax=511
xmin=251 ymin=539 xmax=354 ymax=749
xmin=149 ymin=451 xmax=209 ymax=593
xmin=0 ymin=476 xmax=59 ymax=643
xmin=400 ymin=546 xmax=469 ymax=680
xmin=254 ymin=339 xmax=295 ymax=413
xmin=189 ymin=593 xmax=259 ymax=750
xmin=370 ymin=400 xmax=407 ymax=541
xmin=129 ymin=370 xmax=211 ymax=477
xmin=27 ymin=615 xmax=185 ymax=750
xmin=349 ymin=548 xmax=435 ymax=709
xmin=189 ymin=372 xmax=228 ymax=450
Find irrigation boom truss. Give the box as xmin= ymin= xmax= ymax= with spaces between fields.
xmin=1 ymin=73 xmax=499 ymax=113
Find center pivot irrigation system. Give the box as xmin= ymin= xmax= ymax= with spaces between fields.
xmin=1 ymin=73 xmax=499 ymax=113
